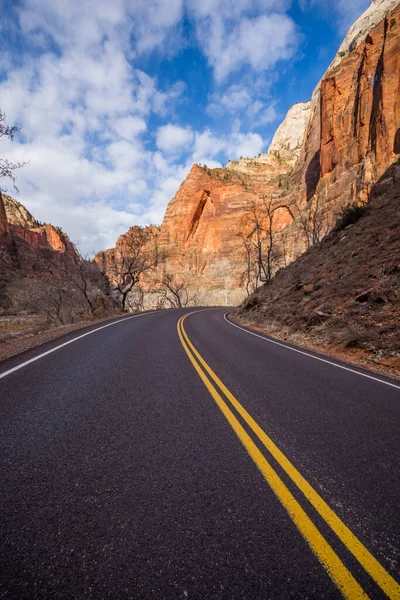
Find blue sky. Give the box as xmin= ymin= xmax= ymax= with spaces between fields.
xmin=0 ymin=0 xmax=370 ymax=253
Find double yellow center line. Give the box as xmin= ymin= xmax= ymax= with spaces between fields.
xmin=177 ymin=312 xmax=400 ymax=600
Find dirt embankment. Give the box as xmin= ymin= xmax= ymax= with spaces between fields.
xmin=235 ymin=161 xmax=400 ymax=379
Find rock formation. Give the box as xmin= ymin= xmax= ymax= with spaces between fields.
xmin=310 ymin=0 xmax=400 ymax=209
xmin=329 ymin=0 xmax=400 ymax=71
xmin=0 ymin=194 xmax=9 ymax=238
xmin=98 ymin=0 xmax=399 ymax=308
xmin=0 ymin=193 xmax=80 ymax=313
xmin=0 ymin=195 xmax=116 ymax=325
xmin=236 ymin=159 xmax=400 ymax=372
xmin=268 ymin=102 xmax=311 ymax=166
xmin=0 ymin=193 xmax=77 ymax=265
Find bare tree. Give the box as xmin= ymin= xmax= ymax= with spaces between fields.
xmin=35 ymin=268 xmax=75 ymax=325
xmin=159 ymin=273 xmax=197 ymax=308
xmin=238 ymin=232 xmax=258 ymax=298
xmin=0 ymin=109 xmax=27 ymax=190
xmin=244 ymin=197 xmax=286 ymax=285
xmin=279 ymin=227 xmax=291 ymax=268
xmin=126 ymin=285 xmax=145 ymax=312
xmin=108 ymin=226 xmax=158 ymax=310
xmin=297 ymin=196 xmax=326 ymax=249
xmin=68 ymin=254 xmax=112 ymax=314
xmin=210 ymin=258 xmax=232 ymax=305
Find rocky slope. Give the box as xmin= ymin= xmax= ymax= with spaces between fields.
xmin=0 ymin=193 xmax=115 ymax=334
xmin=99 ymin=0 xmax=399 ymax=308
xmin=0 ymin=192 xmax=77 ymax=264
xmin=236 ymin=160 xmax=400 ymax=376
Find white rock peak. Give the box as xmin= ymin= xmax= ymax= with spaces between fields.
xmin=227 ymin=0 xmax=398 ymax=174
xmin=268 ymin=102 xmax=311 ymax=162
xmin=329 ymin=0 xmax=399 ymax=71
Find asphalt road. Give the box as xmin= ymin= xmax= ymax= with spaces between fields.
xmin=1 ymin=308 xmax=399 ymax=600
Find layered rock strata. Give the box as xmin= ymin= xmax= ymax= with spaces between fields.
xmin=0 ymin=193 xmax=78 ymax=268
xmin=93 ymin=1 xmax=400 ymax=307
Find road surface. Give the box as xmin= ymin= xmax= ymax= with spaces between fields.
xmin=1 ymin=308 xmax=399 ymax=599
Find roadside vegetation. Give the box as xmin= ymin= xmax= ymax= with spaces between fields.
xmin=235 ymin=162 xmax=400 ymax=375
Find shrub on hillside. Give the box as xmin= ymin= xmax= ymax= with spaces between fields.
xmin=241 ymin=294 xmax=261 ymax=311
xmin=335 ymin=203 xmax=367 ymax=230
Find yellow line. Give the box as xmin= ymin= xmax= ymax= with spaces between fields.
xmin=177 ymin=316 xmax=368 ymax=600
xmin=179 ymin=312 xmax=400 ymax=599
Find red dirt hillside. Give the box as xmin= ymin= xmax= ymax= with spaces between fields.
xmin=235 ymin=161 xmax=400 ymax=377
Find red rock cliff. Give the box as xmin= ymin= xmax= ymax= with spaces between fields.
xmin=318 ymin=3 xmax=400 ymax=203
xmin=0 ymin=193 xmax=9 ymax=238
xmin=0 ymin=194 xmax=78 ymax=268
xmin=100 ymin=1 xmax=400 ymax=307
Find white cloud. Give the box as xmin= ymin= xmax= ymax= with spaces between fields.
xmin=216 ymin=14 xmax=298 ymax=80
xmin=192 ymin=129 xmax=264 ymax=162
xmin=0 ymin=0 xmax=300 ymax=254
xmin=208 ymin=85 xmax=253 ymax=114
xmin=226 ymin=132 xmax=263 ymax=160
xmin=208 ymin=83 xmax=277 ymax=127
xmin=114 ymin=116 xmax=147 ymax=140
xmin=18 ymin=0 xmax=184 ymax=55
xmin=188 ymin=0 xmax=298 ymax=79
xmin=257 ymin=104 xmax=277 ymax=125
xmin=0 ymin=0 xmax=189 ymax=253
xmin=156 ymin=124 xmax=194 ymax=154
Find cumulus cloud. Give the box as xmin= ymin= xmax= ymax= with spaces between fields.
xmin=156 ymin=124 xmax=194 ymax=154
xmin=0 ymin=0 xmax=300 ymax=254
xmin=188 ymin=0 xmax=298 ymax=80
xmin=114 ymin=116 xmax=147 ymax=140
xmin=0 ymin=0 xmax=189 ymax=253
xmin=208 ymin=83 xmax=278 ymax=127
xmin=192 ymin=129 xmax=264 ymax=163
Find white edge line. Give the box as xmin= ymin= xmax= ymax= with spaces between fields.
xmin=0 ymin=312 xmax=156 ymax=380
xmin=223 ymin=312 xmax=400 ymax=391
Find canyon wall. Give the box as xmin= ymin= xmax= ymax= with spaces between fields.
xmin=0 ymin=193 xmax=78 ymax=267
xmin=0 ymin=194 xmax=9 ymax=238
xmin=95 ymin=0 xmax=400 ymax=307
xmin=313 ymin=2 xmax=400 ymax=210
xmin=0 ymin=193 xmax=81 ymax=312
xmin=0 ymin=194 xmax=117 ymax=322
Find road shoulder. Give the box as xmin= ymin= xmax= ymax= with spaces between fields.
xmin=228 ymin=312 xmax=400 ymax=382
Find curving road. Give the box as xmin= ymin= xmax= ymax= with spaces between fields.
xmin=1 ymin=308 xmax=399 ymax=599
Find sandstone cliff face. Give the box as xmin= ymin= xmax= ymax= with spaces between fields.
xmin=100 ymin=0 xmax=400 ymax=308
xmin=158 ymin=165 xmax=254 ymax=305
xmin=268 ymin=102 xmax=311 ymax=166
xmin=0 ymin=194 xmax=9 ymax=238
xmin=0 ymin=194 xmax=79 ymax=277
xmin=0 ymin=196 xmax=115 ymax=324
xmin=329 ymin=0 xmax=399 ymax=71
xmin=3 ymin=194 xmax=38 ymax=229
xmin=317 ymin=2 xmax=400 ymax=207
